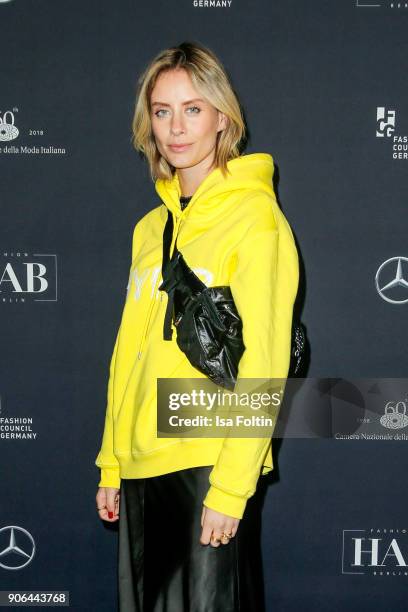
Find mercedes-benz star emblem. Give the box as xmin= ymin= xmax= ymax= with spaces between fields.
xmin=375 ymin=256 xmax=408 ymax=304
xmin=0 ymin=526 xmax=36 ymax=570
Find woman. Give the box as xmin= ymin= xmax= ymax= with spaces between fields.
xmin=95 ymin=41 xmax=299 ymax=611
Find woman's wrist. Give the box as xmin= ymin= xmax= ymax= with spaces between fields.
xmin=203 ymin=484 xmax=247 ymax=519
xmin=98 ymin=466 xmax=121 ymax=489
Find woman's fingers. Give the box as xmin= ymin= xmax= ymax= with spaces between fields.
xmin=114 ymin=491 xmax=120 ymax=516
xmin=200 ymin=519 xmax=214 ymax=545
xmin=108 ymin=488 xmax=120 ymax=519
xmin=210 ymin=519 xmax=235 ymax=547
xmin=200 ymin=506 xmax=239 ymax=547
xmin=96 ymin=487 xmax=120 ymax=522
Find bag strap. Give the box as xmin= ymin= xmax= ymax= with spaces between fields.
xmin=158 ymin=209 xmax=178 ymax=341
xmin=162 ymin=207 xmax=174 ymax=270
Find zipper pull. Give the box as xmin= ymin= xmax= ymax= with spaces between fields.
xmin=138 ymin=350 xmax=142 ymax=359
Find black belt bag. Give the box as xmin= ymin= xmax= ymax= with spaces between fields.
xmin=157 ymin=208 xmax=305 ymax=390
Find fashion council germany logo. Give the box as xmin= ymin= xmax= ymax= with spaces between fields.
xmin=375 ymin=256 xmax=408 ymax=304
xmin=1 ymin=253 xmax=58 ymax=303
xmin=375 ymin=107 xmax=407 ymax=159
xmin=0 ymin=390 xmax=38 ymax=441
xmin=376 ymin=108 xmax=396 ymax=137
xmin=0 ymin=526 xmax=35 ymax=570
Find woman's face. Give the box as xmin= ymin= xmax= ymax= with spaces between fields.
xmin=150 ymin=68 xmax=226 ymax=171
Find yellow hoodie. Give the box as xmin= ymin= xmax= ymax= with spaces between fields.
xmin=95 ymin=152 xmax=299 ymax=519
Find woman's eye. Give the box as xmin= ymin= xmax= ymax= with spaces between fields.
xmin=187 ymin=106 xmax=201 ymax=114
xmin=154 ymin=106 xmax=201 ymax=118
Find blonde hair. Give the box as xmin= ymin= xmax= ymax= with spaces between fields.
xmin=131 ymin=41 xmax=247 ymax=182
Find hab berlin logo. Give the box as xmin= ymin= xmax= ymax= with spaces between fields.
xmin=342 ymin=529 xmax=408 ymax=576
xmin=1 ymin=253 xmax=58 ymax=303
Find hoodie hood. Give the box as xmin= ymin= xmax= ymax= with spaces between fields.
xmin=154 ymin=152 xmax=275 ymax=220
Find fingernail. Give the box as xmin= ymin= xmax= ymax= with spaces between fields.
xmin=108 ymin=511 xmax=113 ymax=519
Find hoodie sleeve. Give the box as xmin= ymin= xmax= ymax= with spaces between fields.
xmin=94 ymin=222 xmax=139 ymax=489
xmin=94 ymin=327 xmax=121 ymax=488
xmin=202 ymin=195 xmax=299 ymax=519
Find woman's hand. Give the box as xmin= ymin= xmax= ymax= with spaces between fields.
xmin=96 ymin=487 xmax=120 ymax=522
xmin=200 ymin=505 xmax=240 ymax=547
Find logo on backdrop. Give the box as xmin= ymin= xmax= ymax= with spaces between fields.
xmin=0 ymin=526 xmax=36 ymax=570
xmin=375 ymin=107 xmax=407 ymax=160
xmin=380 ymin=400 xmax=408 ymax=430
xmin=375 ymin=256 xmax=408 ymax=304
xmin=355 ymin=1 xmax=407 ymax=9
xmin=0 ymin=109 xmax=66 ymax=156
xmin=342 ymin=529 xmax=408 ymax=576
xmin=0 ymin=111 xmax=18 ymax=141
xmin=376 ymin=107 xmax=395 ymax=138
xmin=0 ymin=393 xmax=37 ymax=441
xmin=1 ymin=252 xmax=58 ymax=303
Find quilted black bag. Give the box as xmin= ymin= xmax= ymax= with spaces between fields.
xmin=157 ymin=209 xmax=305 ymax=390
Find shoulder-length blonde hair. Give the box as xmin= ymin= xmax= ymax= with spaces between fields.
xmin=131 ymin=41 xmax=247 ymax=182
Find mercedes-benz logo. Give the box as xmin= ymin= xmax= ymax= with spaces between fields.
xmin=0 ymin=526 xmax=35 ymax=570
xmin=375 ymin=257 xmax=408 ymax=304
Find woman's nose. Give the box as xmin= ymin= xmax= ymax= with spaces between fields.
xmin=170 ymin=114 xmax=185 ymax=135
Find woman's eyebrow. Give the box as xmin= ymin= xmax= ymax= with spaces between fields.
xmin=151 ymin=98 xmax=205 ymax=107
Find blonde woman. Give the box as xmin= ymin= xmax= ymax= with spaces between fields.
xmin=95 ymin=41 xmax=299 ymax=611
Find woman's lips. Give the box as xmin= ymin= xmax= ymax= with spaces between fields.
xmin=168 ymin=144 xmax=191 ymax=152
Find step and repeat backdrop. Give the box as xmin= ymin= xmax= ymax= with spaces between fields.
xmin=1 ymin=1 xmax=407 ymax=610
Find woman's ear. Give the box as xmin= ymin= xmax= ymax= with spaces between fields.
xmin=217 ymin=111 xmax=228 ymax=133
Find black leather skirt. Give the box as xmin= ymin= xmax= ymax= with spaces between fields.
xmin=118 ymin=465 xmax=266 ymax=612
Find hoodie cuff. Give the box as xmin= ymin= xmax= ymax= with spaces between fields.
xmin=98 ymin=466 xmax=121 ymax=489
xmin=203 ymin=485 xmax=248 ymax=519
